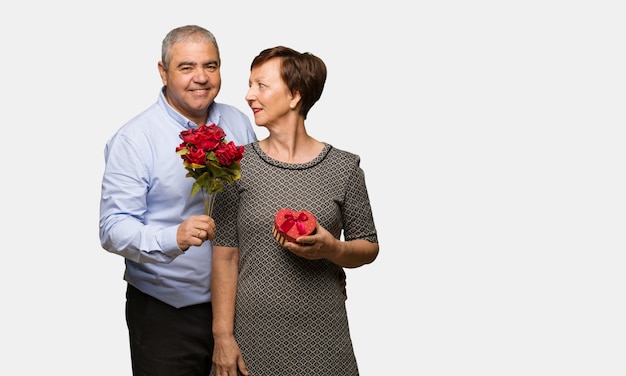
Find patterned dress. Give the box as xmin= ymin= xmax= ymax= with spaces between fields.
xmin=212 ymin=141 xmax=378 ymax=375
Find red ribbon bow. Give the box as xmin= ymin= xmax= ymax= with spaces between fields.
xmin=279 ymin=211 xmax=309 ymax=235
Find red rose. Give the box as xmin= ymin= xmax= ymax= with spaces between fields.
xmin=194 ymin=124 xmax=225 ymax=150
xmin=185 ymin=146 xmax=207 ymax=165
xmin=215 ymin=141 xmax=244 ymax=166
xmin=176 ymin=123 xmax=245 ymax=201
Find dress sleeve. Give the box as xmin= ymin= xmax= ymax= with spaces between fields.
xmin=212 ymin=176 xmax=240 ymax=248
xmin=341 ymin=158 xmax=378 ymax=243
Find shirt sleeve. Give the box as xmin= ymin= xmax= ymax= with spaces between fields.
xmin=99 ymin=133 xmax=184 ymax=263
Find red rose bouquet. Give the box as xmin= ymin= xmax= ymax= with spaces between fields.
xmin=176 ymin=123 xmax=244 ymax=215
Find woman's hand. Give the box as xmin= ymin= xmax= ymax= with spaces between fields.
xmin=285 ymin=223 xmax=379 ymax=268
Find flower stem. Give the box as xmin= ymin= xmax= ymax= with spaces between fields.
xmin=202 ymin=189 xmax=217 ymax=216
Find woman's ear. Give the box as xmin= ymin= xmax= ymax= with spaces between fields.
xmin=289 ymin=90 xmax=302 ymax=110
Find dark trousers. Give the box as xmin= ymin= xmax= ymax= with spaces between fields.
xmin=125 ymin=284 xmax=214 ymax=376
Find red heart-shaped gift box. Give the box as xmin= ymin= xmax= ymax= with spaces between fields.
xmin=272 ymin=208 xmax=317 ymax=246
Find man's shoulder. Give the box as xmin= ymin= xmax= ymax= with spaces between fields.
xmin=210 ymin=102 xmax=256 ymax=143
xmin=108 ymin=102 xmax=165 ymax=142
xmin=211 ymin=101 xmax=249 ymax=118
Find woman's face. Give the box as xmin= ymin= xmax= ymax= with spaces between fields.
xmin=245 ymin=58 xmax=294 ymax=127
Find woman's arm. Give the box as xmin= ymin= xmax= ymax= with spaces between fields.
xmin=211 ymin=246 xmax=249 ymax=376
xmin=285 ymin=223 xmax=379 ymax=268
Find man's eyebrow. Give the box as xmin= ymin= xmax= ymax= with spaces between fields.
xmin=176 ymin=61 xmax=197 ymax=68
xmin=176 ymin=60 xmax=218 ymax=68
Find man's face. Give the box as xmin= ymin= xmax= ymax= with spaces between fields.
xmin=158 ymin=41 xmax=221 ymax=126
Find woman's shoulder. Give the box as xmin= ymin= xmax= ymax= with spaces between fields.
xmin=325 ymin=143 xmax=361 ymax=163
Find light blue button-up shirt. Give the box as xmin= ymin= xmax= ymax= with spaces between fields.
xmin=99 ymin=88 xmax=257 ymax=308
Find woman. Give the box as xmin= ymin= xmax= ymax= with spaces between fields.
xmin=210 ymin=46 xmax=379 ymax=376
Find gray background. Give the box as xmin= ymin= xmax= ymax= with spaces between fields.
xmin=1 ymin=1 xmax=624 ymax=375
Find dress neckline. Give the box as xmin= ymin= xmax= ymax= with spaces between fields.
xmin=250 ymin=141 xmax=332 ymax=170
